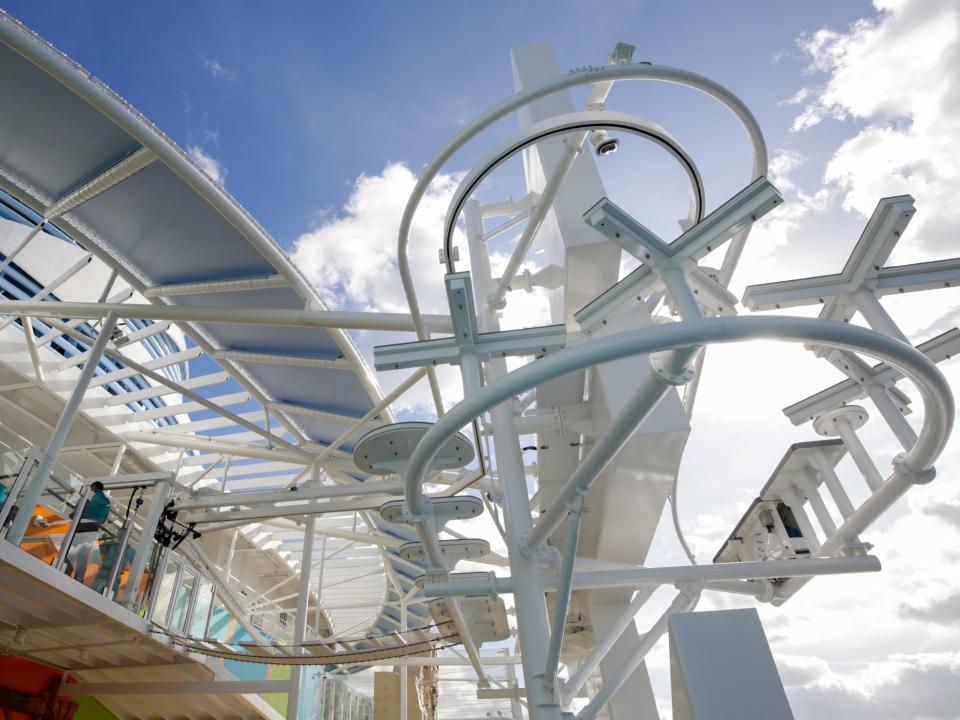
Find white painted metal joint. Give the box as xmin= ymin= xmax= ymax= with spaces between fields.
xmin=893 ymin=453 xmax=936 ymax=484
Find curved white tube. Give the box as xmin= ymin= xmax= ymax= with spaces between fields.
xmin=396 ymin=62 xmax=769 ymax=412
xmin=403 ymin=316 xmax=953 ymax=521
xmin=440 ymin=110 xmax=707 ymax=275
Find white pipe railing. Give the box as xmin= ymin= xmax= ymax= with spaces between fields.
xmin=402 ymin=316 xmax=952 ymax=544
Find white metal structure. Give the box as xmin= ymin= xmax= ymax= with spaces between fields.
xmin=0 ymin=13 xmax=957 ymax=720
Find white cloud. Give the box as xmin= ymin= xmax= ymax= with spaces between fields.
xmin=187 ymin=145 xmax=227 ymax=186
xmin=725 ymin=148 xmax=833 ymax=297
xmin=200 ymin=54 xmax=238 ymax=82
xmin=782 ymin=652 xmax=960 ymax=719
xmin=292 ymin=162 xmax=456 ymax=314
xmin=792 ymin=0 xmax=960 ymax=260
xmin=290 ymin=162 xmax=550 ymax=412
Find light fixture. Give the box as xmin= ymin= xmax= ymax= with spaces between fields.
xmin=591 ymin=129 xmax=619 ymax=156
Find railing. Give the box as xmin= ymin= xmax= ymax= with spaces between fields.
xmin=0 ymin=449 xmax=154 ymax=610
xmin=0 ymin=441 xmax=314 ymax=652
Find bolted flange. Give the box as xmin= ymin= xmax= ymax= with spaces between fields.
xmin=648 ymin=349 xmax=698 ymax=385
xmin=353 ymin=421 xmax=475 ymax=475
xmin=812 ymin=405 xmax=869 ymax=437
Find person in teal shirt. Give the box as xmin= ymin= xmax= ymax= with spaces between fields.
xmin=69 ymin=481 xmax=111 ymax=584
xmin=80 ymin=481 xmax=111 ymax=527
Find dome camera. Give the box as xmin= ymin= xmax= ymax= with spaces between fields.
xmin=591 ymin=130 xmax=619 ymax=157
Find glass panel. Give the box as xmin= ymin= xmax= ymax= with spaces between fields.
xmin=171 ymin=569 xmax=197 ymax=632
xmin=190 ymin=578 xmax=214 ymax=638
xmin=206 ymin=596 xmax=232 ymax=642
xmin=95 ymin=525 xmax=138 ymax=598
xmin=15 ymin=462 xmax=94 ymax=572
xmin=152 ymin=558 xmax=180 ymax=626
xmin=118 ymin=532 xmax=157 ymax=613
xmin=0 ymin=447 xmax=31 ymax=533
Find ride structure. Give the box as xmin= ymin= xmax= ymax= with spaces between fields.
xmin=0 ymin=12 xmax=957 ymax=720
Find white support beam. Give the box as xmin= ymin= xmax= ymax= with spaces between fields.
xmin=7 ymin=314 xmax=118 ymax=544
xmin=98 ymin=391 xmax=251 ymax=424
xmin=304 ymin=366 xmax=429 ymax=474
xmin=873 ymin=257 xmax=960 ymax=295
xmin=374 ymin=320 xmax=566 ymax=370
xmin=101 ymin=371 xmax=229 ymax=406
xmin=142 ymin=273 xmax=290 ymax=297
xmin=21 ymin=316 xmax=44 ymax=382
xmin=742 ymin=195 xmax=924 ymax=317
xmin=211 ymin=349 xmax=353 ymax=370
xmin=47 ymin=147 xmax=158 ymax=218
xmin=424 ymin=556 xmax=882 ymax=596
xmin=576 ymin=178 xmax=781 ymax=332
xmin=123 ymin=431 xmax=312 ymax=464
xmin=151 ymin=409 xmax=267 ymax=435
xmin=0 ymin=149 xmax=156 ymax=275
xmin=0 ymin=253 xmax=94 ymax=332
xmin=180 ymin=494 xmax=406 ymax=526
xmin=0 ymin=299 xmax=454 ymax=333
xmin=267 ymin=401 xmax=383 ymax=426
xmin=783 ymin=327 xmax=960 ymax=425
xmin=172 ymin=477 xmax=405 ymax=511
xmin=35 ymin=287 xmax=135 ymax=348
xmin=89 ymin=347 xmax=203 ymax=387
xmin=60 ymin=321 xmax=174 ymax=371
xmin=42 ymin=315 xmax=307 ymax=457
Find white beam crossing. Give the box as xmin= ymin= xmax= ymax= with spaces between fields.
xmin=0 ymin=299 xmax=454 ymax=333
xmin=142 ymin=273 xmax=290 ymax=297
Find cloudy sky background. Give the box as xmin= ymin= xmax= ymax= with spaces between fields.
xmin=7 ymin=0 xmax=960 ymax=717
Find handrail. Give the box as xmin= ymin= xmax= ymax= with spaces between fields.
xmin=402 ymin=316 xmax=953 ymax=528
xmin=397 ymin=61 xmax=768 ymax=413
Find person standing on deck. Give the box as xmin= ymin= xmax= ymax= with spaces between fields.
xmin=69 ymin=481 xmax=111 ymax=584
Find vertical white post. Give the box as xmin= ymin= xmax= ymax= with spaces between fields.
xmin=464 ymin=199 xmax=559 ymax=718
xmin=400 ymin=599 xmax=409 ymax=720
xmin=506 ymin=646 xmax=525 ymax=720
xmin=833 ymin=419 xmax=884 ymax=492
xmin=8 ymin=313 xmax=119 ymax=544
xmin=223 ymin=528 xmax=239 ymax=583
xmin=119 ymin=476 xmax=172 ymax=608
xmin=21 ymin=316 xmax=44 ymax=383
xmin=53 ymin=486 xmax=90 ymax=570
xmin=314 ymin=535 xmax=327 ymax=638
xmin=796 ymin=477 xmax=837 ymax=536
xmin=288 ymin=512 xmax=317 ymax=720
xmin=810 ymin=452 xmax=856 ymax=520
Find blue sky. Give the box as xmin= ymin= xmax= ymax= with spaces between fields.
xmin=6 ymin=1 xmax=874 ymax=247
xmin=7 ymin=1 xmax=960 ymax=717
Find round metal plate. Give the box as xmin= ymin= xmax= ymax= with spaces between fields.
xmin=353 ymin=421 xmax=474 ymax=475
xmin=812 ymin=405 xmax=869 ymax=437
xmin=379 ymin=495 xmax=484 ymax=525
xmin=399 ymin=538 xmax=491 ymax=564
